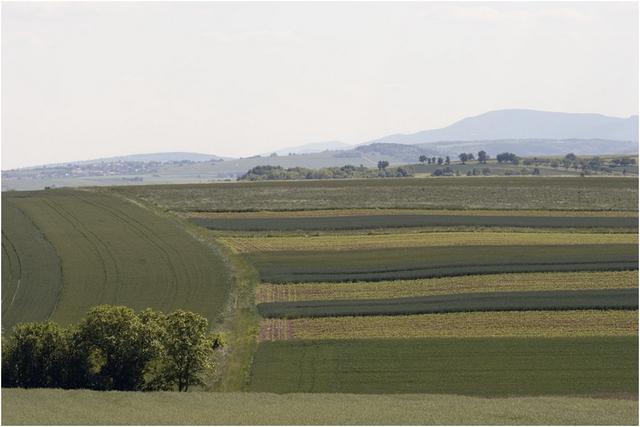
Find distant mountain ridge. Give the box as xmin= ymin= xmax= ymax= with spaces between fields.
xmin=4 ymin=109 xmax=637 ymax=182
xmin=371 ymin=109 xmax=638 ymax=145
xmin=270 ymin=141 xmax=352 ymax=156
xmin=73 ymin=152 xmax=229 ymax=164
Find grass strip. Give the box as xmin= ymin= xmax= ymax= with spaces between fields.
xmin=3 ymin=389 xmax=637 ymax=425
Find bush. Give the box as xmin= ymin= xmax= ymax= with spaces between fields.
xmin=1 ymin=306 xmax=221 ymax=392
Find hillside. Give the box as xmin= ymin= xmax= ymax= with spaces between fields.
xmin=372 ymin=109 xmax=639 ymax=145
xmin=415 ymin=138 xmax=639 ymax=157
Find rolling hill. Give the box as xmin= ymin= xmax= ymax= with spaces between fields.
xmin=371 ymin=109 xmax=638 ymax=145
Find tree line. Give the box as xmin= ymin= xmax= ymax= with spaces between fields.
xmin=238 ymin=164 xmax=413 ymax=180
xmin=2 ymin=305 xmax=222 ymax=392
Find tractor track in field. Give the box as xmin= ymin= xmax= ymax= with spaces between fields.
xmin=41 ymin=198 xmax=114 ymax=303
xmin=1 ymin=231 xmax=21 ymax=312
xmin=74 ymin=194 xmax=183 ymax=311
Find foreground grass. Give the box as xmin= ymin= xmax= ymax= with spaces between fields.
xmin=258 ymin=310 xmax=639 ymax=340
xmin=249 ymin=337 xmax=638 ymax=395
xmin=256 ymin=271 xmax=639 ymax=302
xmin=2 ymin=389 xmax=637 ymax=425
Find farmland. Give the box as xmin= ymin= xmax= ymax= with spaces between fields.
xmin=248 ymin=337 xmax=638 ymax=395
xmin=1 ymin=189 xmax=232 ymax=327
xmin=2 ymin=197 xmax=63 ymax=327
xmin=256 ymin=271 xmax=639 ymax=302
xmin=192 ymin=213 xmax=638 ymax=231
xmin=258 ymin=310 xmax=638 ymax=340
xmin=224 ymin=231 xmax=638 ymax=253
xmin=2 ymin=176 xmax=638 ymax=423
xmin=247 ymin=244 xmax=638 ymax=282
xmin=257 ymin=288 xmax=638 ymax=318
xmin=163 ymin=176 xmax=637 ymax=406
xmin=113 ymin=176 xmax=639 ymax=212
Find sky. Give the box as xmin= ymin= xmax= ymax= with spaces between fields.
xmin=2 ymin=1 xmax=638 ymax=169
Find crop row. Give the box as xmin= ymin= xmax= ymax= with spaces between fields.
xmin=192 ymin=214 xmax=638 ymax=231
xmin=256 ymin=270 xmax=639 ymax=303
xmin=187 ymin=208 xmax=638 ymax=219
xmin=223 ymin=231 xmax=638 ymax=253
xmin=115 ymin=176 xmax=639 ymax=212
xmin=248 ymin=244 xmax=639 ymax=283
xmin=248 ymin=336 xmax=639 ymax=395
xmin=258 ymin=310 xmax=639 ymax=341
xmin=257 ymin=288 xmax=638 ymax=318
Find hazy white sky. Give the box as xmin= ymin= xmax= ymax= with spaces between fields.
xmin=2 ymin=1 xmax=638 ymax=169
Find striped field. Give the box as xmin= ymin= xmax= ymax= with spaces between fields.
xmin=223 ymin=231 xmax=638 ymax=253
xmin=256 ymin=271 xmax=639 ymax=302
xmin=258 ymin=310 xmax=639 ymax=341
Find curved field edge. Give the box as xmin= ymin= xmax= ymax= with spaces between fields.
xmin=223 ymin=232 xmax=638 ymax=253
xmin=111 ymin=176 xmax=639 ymax=212
xmin=1 ymin=197 xmax=63 ymax=329
xmin=3 ymin=189 xmax=233 ymax=326
xmin=257 ymin=288 xmax=638 ymax=318
xmin=256 ymin=271 xmax=639 ymax=303
xmin=2 ymin=390 xmax=636 ymax=426
xmin=248 ymin=336 xmax=639 ymax=395
xmin=109 ymin=190 xmax=261 ymax=392
xmin=258 ymin=310 xmax=639 ymax=341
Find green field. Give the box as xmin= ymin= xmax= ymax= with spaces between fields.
xmin=257 ymin=288 xmax=638 ymax=318
xmin=2 ymin=197 xmax=63 ymax=327
xmin=248 ymin=244 xmax=638 ymax=282
xmin=249 ymin=337 xmax=638 ymax=395
xmin=113 ymin=176 xmax=639 ymax=212
xmin=1 ymin=189 xmax=232 ymax=326
xmin=192 ymin=213 xmax=638 ymax=231
xmin=256 ymin=271 xmax=639 ymax=302
xmin=3 ymin=389 xmax=637 ymax=425
xmin=258 ymin=310 xmax=638 ymax=340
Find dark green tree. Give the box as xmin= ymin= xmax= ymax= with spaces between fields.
xmin=477 ymin=150 xmax=488 ymax=164
xmin=1 ymin=322 xmax=71 ymax=388
xmin=162 ymin=310 xmax=214 ymax=392
xmin=75 ymin=305 xmax=163 ymax=391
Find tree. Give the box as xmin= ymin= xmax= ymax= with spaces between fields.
xmin=2 ymin=322 xmax=71 ymax=388
xmin=466 ymin=153 xmax=475 ymax=161
xmin=477 ymin=150 xmax=487 ymax=164
xmin=75 ymin=305 xmax=162 ymax=391
xmin=445 ymin=156 xmax=450 ymax=165
xmin=377 ymin=160 xmax=389 ymax=170
xmin=419 ymin=155 xmax=427 ymax=164
xmin=162 ymin=310 xmax=214 ymax=392
xmin=496 ymin=152 xmax=519 ymax=164
xmin=437 ymin=157 xmax=443 ymax=165
xmin=458 ymin=153 xmax=468 ymax=164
